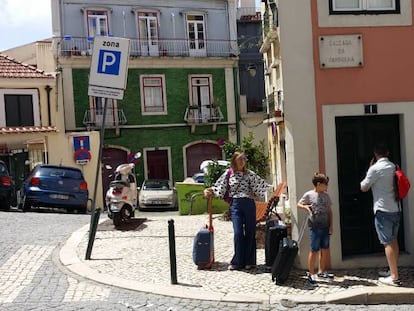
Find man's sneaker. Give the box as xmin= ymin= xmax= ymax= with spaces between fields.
xmin=306 ymin=272 xmax=318 ymax=287
xmin=378 ymin=269 xmax=390 ymax=277
xmin=378 ymin=276 xmax=402 ymax=287
xmin=317 ymin=271 xmax=334 ymax=280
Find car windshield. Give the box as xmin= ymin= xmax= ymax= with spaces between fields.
xmin=143 ymin=180 xmax=170 ymax=190
xmin=38 ymin=167 xmax=83 ymax=179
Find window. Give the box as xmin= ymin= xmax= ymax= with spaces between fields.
xmin=188 ymin=75 xmax=213 ymax=123
xmin=186 ymin=14 xmax=206 ymax=56
xmin=137 ymin=11 xmax=159 ymax=56
xmin=89 ymin=97 xmax=117 ymax=126
xmin=86 ymin=10 xmax=109 ymax=36
xmin=330 ymin=0 xmax=400 ymax=14
xmin=140 ymin=75 xmax=167 ymax=115
xmin=0 ymin=90 xmax=40 ymax=127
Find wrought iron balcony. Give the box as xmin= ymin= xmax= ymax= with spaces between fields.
xmin=184 ymin=105 xmax=224 ymax=124
xmin=83 ymin=108 xmax=127 ymax=129
xmin=56 ymin=36 xmax=238 ymax=58
xmin=263 ymin=91 xmax=283 ymax=121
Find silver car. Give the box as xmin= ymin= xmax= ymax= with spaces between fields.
xmin=138 ymin=179 xmax=178 ymax=210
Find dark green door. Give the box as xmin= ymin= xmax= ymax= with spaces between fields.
xmin=335 ymin=115 xmax=405 ymax=257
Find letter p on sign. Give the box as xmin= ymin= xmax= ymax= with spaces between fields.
xmin=98 ymin=50 xmax=121 ymax=75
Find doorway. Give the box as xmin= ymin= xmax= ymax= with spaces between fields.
xmin=147 ymin=149 xmax=169 ymax=180
xmin=335 ymin=115 xmax=405 ymax=257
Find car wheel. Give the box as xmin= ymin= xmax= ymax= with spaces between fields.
xmin=0 ymin=198 xmax=10 ymax=211
xmin=76 ymin=207 xmax=87 ymax=214
xmin=21 ymin=196 xmax=31 ymax=212
xmin=113 ymin=213 xmax=122 ymax=227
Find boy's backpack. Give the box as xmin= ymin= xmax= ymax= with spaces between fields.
xmin=394 ymin=165 xmax=410 ymax=200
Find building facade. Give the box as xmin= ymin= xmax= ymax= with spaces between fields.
xmin=264 ymin=0 xmax=414 ymax=269
xmin=51 ymin=0 xmax=244 ymax=200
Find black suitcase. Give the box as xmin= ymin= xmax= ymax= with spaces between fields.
xmin=265 ymin=218 xmax=287 ymax=267
xmin=192 ymin=197 xmax=214 ymax=269
xmin=271 ymin=237 xmax=299 ymax=285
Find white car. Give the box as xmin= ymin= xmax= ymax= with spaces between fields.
xmin=138 ymin=179 xmax=178 ymax=210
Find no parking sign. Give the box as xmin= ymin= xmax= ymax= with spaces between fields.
xmin=73 ymin=136 xmax=91 ymax=164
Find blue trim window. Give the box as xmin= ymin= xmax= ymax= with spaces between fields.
xmin=329 ymin=0 xmax=400 ymax=14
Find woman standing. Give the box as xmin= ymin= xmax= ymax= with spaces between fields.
xmin=204 ymin=151 xmax=268 ymax=270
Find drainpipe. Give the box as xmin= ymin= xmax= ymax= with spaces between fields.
xmin=45 ymin=85 xmax=52 ymax=126
xmin=234 ymin=67 xmax=241 ymax=145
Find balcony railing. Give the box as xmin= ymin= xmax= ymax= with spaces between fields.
xmin=83 ymin=108 xmax=127 ymax=129
xmin=184 ymin=105 xmax=224 ymax=124
xmin=237 ymin=7 xmax=262 ymax=20
xmin=56 ymin=36 xmax=238 ymax=58
xmin=263 ymin=91 xmax=283 ymax=120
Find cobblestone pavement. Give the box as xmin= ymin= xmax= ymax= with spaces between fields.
xmin=0 ymin=209 xmax=413 ymax=311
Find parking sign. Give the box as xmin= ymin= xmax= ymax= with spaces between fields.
xmin=88 ymin=36 xmax=130 ymax=100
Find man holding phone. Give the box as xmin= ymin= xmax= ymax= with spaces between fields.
xmin=360 ymin=142 xmax=401 ymax=287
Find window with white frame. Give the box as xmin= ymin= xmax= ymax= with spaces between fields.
xmin=89 ymin=97 xmax=117 ymax=126
xmin=0 ymin=89 xmax=40 ymax=127
xmin=330 ymin=0 xmax=400 ymax=14
xmin=86 ymin=9 xmax=109 ymax=37
xmin=140 ymin=75 xmax=167 ymax=115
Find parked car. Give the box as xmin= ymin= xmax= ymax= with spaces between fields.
xmin=192 ymin=172 xmax=205 ymax=184
xmin=18 ymin=164 xmax=89 ymax=213
xmin=138 ymin=179 xmax=178 ymax=210
xmin=0 ymin=160 xmax=13 ymax=211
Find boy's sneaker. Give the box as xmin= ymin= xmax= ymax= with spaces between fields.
xmin=306 ymin=272 xmax=318 ymax=287
xmin=378 ymin=276 xmax=402 ymax=287
xmin=378 ymin=269 xmax=390 ymax=277
xmin=317 ymin=271 xmax=334 ymax=280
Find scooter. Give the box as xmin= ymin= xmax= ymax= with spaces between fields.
xmin=105 ymin=163 xmax=138 ymax=227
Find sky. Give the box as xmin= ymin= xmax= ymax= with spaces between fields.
xmin=0 ymin=0 xmax=261 ymax=52
xmin=0 ymin=0 xmax=53 ymax=51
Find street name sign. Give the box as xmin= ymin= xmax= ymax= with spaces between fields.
xmin=88 ymin=36 xmax=130 ymax=100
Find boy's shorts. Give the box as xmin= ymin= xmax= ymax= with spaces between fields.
xmin=310 ymin=227 xmax=330 ymax=252
xmin=374 ymin=211 xmax=400 ymax=245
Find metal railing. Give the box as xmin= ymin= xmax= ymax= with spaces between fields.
xmin=83 ymin=108 xmax=127 ymax=128
xmin=184 ymin=105 xmax=224 ymax=124
xmin=56 ymin=37 xmax=238 ymax=58
xmin=237 ymin=7 xmax=262 ymax=20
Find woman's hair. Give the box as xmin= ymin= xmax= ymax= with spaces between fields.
xmin=312 ymin=172 xmax=329 ymax=186
xmin=230 ymin=151 xmax=247 ymax=173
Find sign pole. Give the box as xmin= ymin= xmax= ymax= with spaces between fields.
xmin=85 ymin=36 xmax=130 ymax=260
xmin=86 ymin=98 xmax=107 ymax=260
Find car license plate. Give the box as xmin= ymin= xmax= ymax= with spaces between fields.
xmin=50 ymin=194 xmax=69 ymax=200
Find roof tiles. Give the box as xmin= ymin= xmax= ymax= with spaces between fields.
xmin=0 ymin=126 xmax=59 ymax=135
xmin=0 ymin=54 xmax=53 ymax=79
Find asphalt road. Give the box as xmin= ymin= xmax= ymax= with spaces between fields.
xmin=0 ymin=208 xmax=412 ymax=311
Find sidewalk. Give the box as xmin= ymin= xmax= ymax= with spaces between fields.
xmin=59 ymin=213 xmax=414 ymax=305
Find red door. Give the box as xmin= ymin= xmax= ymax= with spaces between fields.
xmin=147 ymin=149 xmax=169 ymax=180
xmin=186 ymin=142 xmax=222 ymax=177
xmin=102 ymin=148 xmax=127 ymax=204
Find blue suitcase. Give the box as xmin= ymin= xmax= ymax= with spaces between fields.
xmin=192 ymin=197 xmax=214 ymax=269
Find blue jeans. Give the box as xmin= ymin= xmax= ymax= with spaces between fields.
xmin=230 ymin=198 xmax=256 ymax=267
xmin=375 ymin=211 xmax=401 ymax=244
xmin=309 ymin=227 xmax=330 ymax=252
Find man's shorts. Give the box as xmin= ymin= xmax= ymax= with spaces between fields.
xmin=309 ymin=227 xmax=330 ymax=252
xmin=375 ymin=211 xmax=401 ymax=245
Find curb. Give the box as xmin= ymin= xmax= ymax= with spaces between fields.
xmin=59 ymin=221 xmax=414 ymax=305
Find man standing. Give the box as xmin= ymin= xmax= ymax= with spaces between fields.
xmin=360 ymin=143 xmax=401 ymax=286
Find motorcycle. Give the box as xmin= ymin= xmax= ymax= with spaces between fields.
xmin=105 ymin=163 xmax=138 ymax=227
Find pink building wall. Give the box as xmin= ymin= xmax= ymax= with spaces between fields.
xmin=310 ymin=1 xmax=414 ymax=170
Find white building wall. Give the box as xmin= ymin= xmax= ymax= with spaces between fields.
xmin=278 ymin=0 xmax=318 ymax=268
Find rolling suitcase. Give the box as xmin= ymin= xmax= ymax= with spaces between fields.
xmin=265 ymin=216 xmax=287 ymax=267
xmin=271 ymin=220 xmax=307 ymax=285
xmin=271 ymin=237 xmax=298 ymax=284
xmin=192 ymin=197 xmax=214 ymax=269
